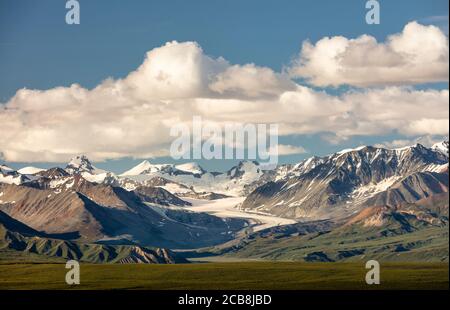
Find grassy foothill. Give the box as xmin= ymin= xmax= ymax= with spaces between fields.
xmin=0 ymin=262 xmax=447 ymax=290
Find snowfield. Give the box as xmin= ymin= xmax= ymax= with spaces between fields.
xmin=183 ymin=197 xmax=297 ymax=232
xmin=17 ymin=166 xmax=45 ymax=175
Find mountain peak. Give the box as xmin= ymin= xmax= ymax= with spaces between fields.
xmin=68 ymin=155 xmax=90 ymax=165
xmin=227 ymin=160 xmax=262 ymax=179
xmin=66 ymin=155 xmax=104 ymax=175
xmin=120 ymin=160 xmax=154 ymax=176
xmin=432 ymin=140 xmax=449 ymax=157
xmin=237 ymin=160 xmax=260 ymax=167
xmin=0 ymin=164 xmax=15 ymax=175
xmin=336 ymin=145 xmax=367 ymax=155
xmin=175 ymin=162 xmax=206 ymax=175
xmin=17 ymin=166 xmax=45 ymax=175
xmin=0 ymin=164 xmax=30 ymax=185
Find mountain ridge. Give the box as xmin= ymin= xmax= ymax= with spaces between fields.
xmin=0 ymin=210 xmax=187 ymax=264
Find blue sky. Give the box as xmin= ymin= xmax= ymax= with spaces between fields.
xmin=0 ymin=0 xmax=448 ymax=173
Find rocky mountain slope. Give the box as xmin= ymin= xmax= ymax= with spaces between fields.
xmin=0 ymin=210 xmax=187 ymax=264
xmin=0 ymin=170 xmax=247 ymax=248
xmin=241 ymin=143 xmax=448 ymax=219
xmin=217 ymin=192 xmax=449 ymax=262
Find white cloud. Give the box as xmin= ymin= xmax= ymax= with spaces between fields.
xmin=209 ymin=64 xmax=295 ymax=98
xmin=341 ymin=87 xmax=449 ymax=136
xmin=276 ymin=145 xmax=308 ymax=156
xmin=420 ymin=15 xmax=449 ymax=35
xmin=0 ymin=30 xmax=448 ymax=163
xmin=124 ymin=41 xmax=228 ymax=100
xmin=290 ymin=22 xmax=449 ymax=87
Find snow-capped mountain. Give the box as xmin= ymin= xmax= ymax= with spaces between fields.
xmin=120 ymin=160 xmax=207 ymax=182
xmin=2 ymin=140 xmax=449 ymax=199
xmin=0 ymin=172 xmax=246 ymax=248
xmin=227 ymin=161 xmax=263 ymax=180
xmin=120 ymin=160 xmax=155 ymax=176
xmin=241 ymin=143 xmax=449 ymax=220
xmin=120 ymin=159 xmax=273 ymax=196
xmin=432 ymin=140 xmax=449 ymax=157
xmin=65 ymin=155 xmax=119 ymax=184
xmin=120 ymin=160 xmax=163 ymax=176
xmin=0 ymin=165 xmax=31 ymax=185
xmin=175 ymin=162 xmax=206 ymax=175
xmin=0 ymin=165 xmax=14 ymax=175
xmin=3 ymin=141 xmax=447 ymax=200
xmin=66 ymin=155 xmax=105 ymax=175
xmin=17 ymin=166 xmax=45 ymax=175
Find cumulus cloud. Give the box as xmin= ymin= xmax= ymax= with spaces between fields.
xmin=341 ymin=87 xmax=449 ymax=136
xmin=290 ymin=22 xmax=449 ymax=87
xmin=0 ymin=29 xmax=448 ymax=163
xmin=209 ymin=64 xmax=295 ymax=98
xmin=124 ymin=41 xmax=228 ymax=100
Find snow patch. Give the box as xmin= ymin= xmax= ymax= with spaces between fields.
xmin=17 ymin=166 xmax=45 ymax=175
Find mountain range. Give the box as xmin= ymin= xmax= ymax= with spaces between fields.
xmin=0 ymin=141 xmax=448 ymax=263
xmin=241 ymin=143 xmax=448 ymax=219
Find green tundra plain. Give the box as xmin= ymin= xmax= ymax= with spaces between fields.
xmin=0 ymin=261 xmax=447 ymax=290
